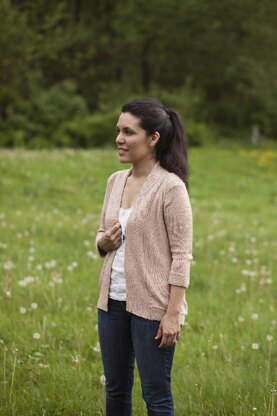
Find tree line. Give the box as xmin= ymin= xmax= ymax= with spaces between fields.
xmin=1 ymin=0 xmax=276 ymax=148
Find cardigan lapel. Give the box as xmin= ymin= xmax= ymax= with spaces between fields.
xmin=105 ymin=161 xmax=166 ymax=229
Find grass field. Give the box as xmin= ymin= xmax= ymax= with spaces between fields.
xmin=0 ymin=142 xmax=276 ymax=415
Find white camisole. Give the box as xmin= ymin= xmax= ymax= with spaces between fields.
xmin=109 ymin=207 xmax=133 ymax=301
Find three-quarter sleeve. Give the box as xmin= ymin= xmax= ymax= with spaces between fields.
xmin=95 ymin=173 xmax=116 ymax=257
xmin=163 ymin=183 xmax=193 ymax=288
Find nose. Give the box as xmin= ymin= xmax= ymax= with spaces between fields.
xmin=115 ymin=132 xmax=124 ymax=146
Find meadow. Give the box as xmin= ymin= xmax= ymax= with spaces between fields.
xmin=0 ymin=142 xmax=276 ymax=415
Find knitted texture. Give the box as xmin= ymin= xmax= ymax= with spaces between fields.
xmin=95 ymin=161 xmax=193 ymax=323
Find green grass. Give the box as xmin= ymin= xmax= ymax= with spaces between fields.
xmin=0 ymin=141 xmax=276 ymax=415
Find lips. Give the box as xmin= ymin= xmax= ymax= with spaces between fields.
xmin=118 ymin=148 xmax=129 ymax=151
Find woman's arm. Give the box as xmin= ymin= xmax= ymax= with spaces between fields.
xmin=155 ymin=285 xmax=185 ymax=348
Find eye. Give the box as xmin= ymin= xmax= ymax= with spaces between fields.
xmin=124 ymin=129 xmax=133 ymax=135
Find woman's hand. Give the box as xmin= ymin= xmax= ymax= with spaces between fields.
xmin=155 ymin=312 xmax=180 ymax=348
xmin=97 ymin=219 xmax=122 ymax=254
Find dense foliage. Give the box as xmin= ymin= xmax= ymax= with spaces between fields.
xmin=1 ymin=0 xmax=277 ymax=147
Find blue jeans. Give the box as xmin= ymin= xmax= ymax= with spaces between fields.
xmin=98 ymin=298 xmax=175 ymax=416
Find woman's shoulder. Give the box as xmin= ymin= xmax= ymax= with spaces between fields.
xmin=158 ymin=166 xmax=187 ymax=191
xmin=106 ymin=168 xmax=130 ymax=185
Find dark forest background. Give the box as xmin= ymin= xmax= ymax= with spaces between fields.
xmin=1 ymin=0 xmax=277 ymax=148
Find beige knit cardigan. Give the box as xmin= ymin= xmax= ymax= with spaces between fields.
xmin=95 ymin=160 xmax=193 ymax=323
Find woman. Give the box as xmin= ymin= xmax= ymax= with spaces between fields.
xmin=95 ymin=98 xmax=193 ymax=416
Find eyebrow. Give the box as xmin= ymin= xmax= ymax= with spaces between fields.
xmin=116 ymin=125 xmax=136 ymax=131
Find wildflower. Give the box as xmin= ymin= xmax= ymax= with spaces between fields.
xmin=33 ymin=333 xmax=41 ymax=340
xmin=3 ymin=260 xmax=15 ymax=270
xmin=251 ymin=343 xmax=259 ymax=350
xmin=30 ymin=303 xmax=38 ymax=310
xmin=100 ymin=375 xmax=106 ymax=385
xmin=19 ymin=307 xmax=27 ymax=314
xmin=5 ymin=290 xmax=11 ymax=298
xmin=87 ymin=251 xmax=98 ymax=260
xmin=238 ymin=316 xmax=245 ymax=322
xmin=36 ymin=264 xmax=43 ymax=271
xmin=72 ymin=355 xmax=80 ymax=363
xmin=72 ymin=262 xmax=78 ymax=268
xmin=212 ymin=344 xmax=218 ymax=350
xmin=93 ymin=342 xmax=101 ymax=353
xmin=44 ymin=260 xmax=57 ymax=269
xmin=251 ymin=313 xmax=259 ymax=320
xmin=266 ymin=335 xmax=273 ymax=342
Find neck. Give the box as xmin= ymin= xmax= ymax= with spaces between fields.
xmin=130 ymin=158 xmax=158 ymax=179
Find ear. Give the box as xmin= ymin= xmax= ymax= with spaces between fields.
xmin=150 ymin=131 xmax=160 ymax=148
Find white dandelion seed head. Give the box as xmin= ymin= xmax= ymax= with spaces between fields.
xmin=32 ymin=333 xmax=41 ymax=340
xmin=251 ymin=313 xmax=259 ymax=320
xmin=93 ymin=342 xmax=101 ymax=353
xmin=87 ymin=251 xmax=98 ymax=260
xmin=3 ymin=260 xmax=15 ymax=270
xmin=19 ymin=307 xmax=27 ymax=314
xmin=238 ymin=316 xmax=245 ymax=322
xmin=30 ymin=303 xmax=38 ymax=310
xmin=266 ymin=335 xmax=273 ymax=342
xmin=100 ymin=375 xmax=106 ymax=385
xmin=251 ymin=343 xmax=259 ymax=350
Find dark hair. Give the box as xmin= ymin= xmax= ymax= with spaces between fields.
xmin=121 ymin=98 xmax=190 ymax=190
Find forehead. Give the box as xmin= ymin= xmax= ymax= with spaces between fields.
xmin=117 ymin=112 xmax=141 ymax=129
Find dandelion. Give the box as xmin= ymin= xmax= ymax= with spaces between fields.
xmin=72 ymin=262 xmax=78 ymax=268
xmin=212 ymin=344 xmax=218 ymax=350
xmin=3 ymin=260 xmax=15 ymax=270
xmin=19 ymin=307 xmax=27 ymax=314
xmin=251 ymin=313 xmax=259 ymax=320
xmin=100 ymin=375 xmax=106 ymax=385
xmin=36 ymin=264 xmax=43 ymax=271
xmin=252 ymin=343 xmax=259 ymax=350
xmin=30 ymin=303 xmax=38 ymax=310
xmin=231 ymin=257 xmax=238 ymax=263
xmin=87 ymin=306 xmax=93 ymax=312
xmin=84 ymin=240 xmax=90 ymax=247
xmin=44 ymin=260 xmax=57 ymax=269
xmin=67 ymin=265 xmax=73 ymax=272
xmin=72 ymin=355 xmax=80 ymax=364
xmin=238 ymin=316 xmax=245 ymax=322
xmin=266 ymin=335 xmax=273 ymax=342
xmin=5 ymin=290 xmax=11 ymax=298
xmin=32 ymin=333 xmax=41 ymax=340
xmin=0 ymin=242 xmax=7 ymax=249
xmin=87 ymin=251 xmax=98 ymax=260
xmin=93 ymin=342 xmax=101 ymax=353
xmin=16 ymin=232 xmax=23 ymax=238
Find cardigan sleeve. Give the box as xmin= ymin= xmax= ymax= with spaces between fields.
xmin=163 ymin=182 xmax=193 ymax=288
xmin=95 ymin=173 xmax=116 ymax=257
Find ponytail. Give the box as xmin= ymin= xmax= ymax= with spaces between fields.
xmin=121 ymin=98 xmax=190 ymax=190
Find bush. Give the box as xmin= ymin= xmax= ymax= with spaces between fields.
xmin=52 ymin=109 xmax=120 ymax=148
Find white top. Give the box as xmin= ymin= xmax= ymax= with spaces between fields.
xmin=109 ymin=207 xmax=133 ymax=301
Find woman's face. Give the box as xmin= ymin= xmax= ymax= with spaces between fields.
xmin=115 ymin=112 xmax=157 ymax=165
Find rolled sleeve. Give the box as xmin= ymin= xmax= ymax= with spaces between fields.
xmin=163 ymin=183 xmax=193 ymax=288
